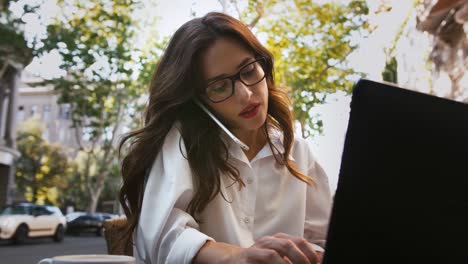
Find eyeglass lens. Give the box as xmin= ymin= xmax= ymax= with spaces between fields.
xmin=206 ymin=59 xmax=265 ymax=103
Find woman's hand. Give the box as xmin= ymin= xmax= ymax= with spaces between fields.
xmin=249 ymin=233 xmax=321 ymax=264
xmin=194 ymin=233 xmax=321 ymax=264
xmin=194 ymin=240 xmax=288 ymax=264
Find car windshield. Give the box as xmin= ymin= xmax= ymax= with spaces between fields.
xmin=1 ymin=205 xmax=31 ymax=215
xmin=66 ymin=212 xmax=85 ymax=222
xmin=45 ymin=206 xmax=63 ymax=216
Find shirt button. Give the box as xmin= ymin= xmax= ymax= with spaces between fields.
xmin=247 ymin=177 xmax=253 ymax=184
xmin=243 ymin=217 xmax=250 ymax=224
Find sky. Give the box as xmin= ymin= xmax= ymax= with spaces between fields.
xmin=16 ymin=0 xmax=445 ymax=192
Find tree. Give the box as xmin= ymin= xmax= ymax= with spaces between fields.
xmin=15 ymin=117 xmax=70 ymax=205
xmin=0 ymin=0 xmax=35 ymax=75
xmin=98 ymin=162 xmax=121 ymax=212
xmin=227 ymin=0 xmax=370 ymax=137
xmin=55 ymin=161 xmax=89 ymax=211
xmin=35 ymin=0 xmax=162 ymax=213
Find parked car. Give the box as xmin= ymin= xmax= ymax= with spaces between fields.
xmin=0 ymin=203 xmax=66 ymax=244
xmin=65 ymin=211 xmax=86 ymax=222
xmin=66 ymin=213 xmax=105 ymax=236
xmin=95 ymin=212 xmax=118 ymax=221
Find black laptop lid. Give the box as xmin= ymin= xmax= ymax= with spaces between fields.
xmin=323 ymin=79 xmax=468 ymax=264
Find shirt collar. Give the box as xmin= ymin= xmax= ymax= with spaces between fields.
xmin=221 ymin=126 xmax=295 ymax=165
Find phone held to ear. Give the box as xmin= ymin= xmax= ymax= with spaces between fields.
xmin=194 ymin=99 xmax=250 ymax=151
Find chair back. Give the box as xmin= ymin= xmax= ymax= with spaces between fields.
xmin=103 ymin=217 xmax=133 ymax=256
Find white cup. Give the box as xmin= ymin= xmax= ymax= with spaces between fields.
xmin=37 ymin=254 xmax=135 ymax=264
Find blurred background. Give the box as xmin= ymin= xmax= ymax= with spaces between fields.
xmin=0 ymin=0 xmax=466 ymax=217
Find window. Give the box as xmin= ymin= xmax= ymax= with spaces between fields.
xmin=30 ymin=105 xmax=38 ymax=116
xmin=33 ymin=206 xmax=53 ymax=216
xmin=17 ymin=105 xmax=25 ymax=122
xmin=1 ymin=205 xmax=30 ymax=215
xmin=43 ymin=104 xmax=51 ymax=121
xmin=45 ymin=206 xmax=63 ymax=216
xmin=59 ymin=104 xmax=71 ymax=120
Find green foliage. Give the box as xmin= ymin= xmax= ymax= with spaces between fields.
xmin=55 ymin=162 xmax=89 ymax=210
xmin=98 ymin=163 xmax=121 ymax=207
xmin=382 ymin=56 xmax=398 ymax=84
xmin=233 ymin=0 xmax=370 ymax=137
xmin=0 ymin=0 xmax=38 ymax=69
xmin=30 ymin=0 xmax=162 ymax=213
xmin=15 ymin=117 xmax=70 ymax=205
xmin=35 ymin=0 xmax=162 ymax=139
xmin=38 ymin=0 xmax=137 ymax=139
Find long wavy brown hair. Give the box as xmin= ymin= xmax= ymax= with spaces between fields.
xmin=118 ymin=12 xmax=315 ymax=249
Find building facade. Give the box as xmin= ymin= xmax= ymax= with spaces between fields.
xmin=17 ymin=84 xmax=79 ymax=156
xmin=0 ymin=69 xmax=81 ymax=208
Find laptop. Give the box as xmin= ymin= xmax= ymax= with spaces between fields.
xmin=322 ymin=79 xmax=468 ymax=264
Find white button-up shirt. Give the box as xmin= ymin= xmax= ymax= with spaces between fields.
xmin=134 ymin=125 xmax=332 ymax=264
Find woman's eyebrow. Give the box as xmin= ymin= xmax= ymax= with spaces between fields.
xmin=206 ymin=57 xmax=253 ymax=83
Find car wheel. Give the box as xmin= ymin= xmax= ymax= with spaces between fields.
xmin=96 ymin=227 xmax=104 ymax=237
xmin=53 ymin=224 xmax=65 ymax=242
xmin=70 ymin=229 xmax=80 ymax=236
xmin=13 ymin=224 xmax=28 ymax=244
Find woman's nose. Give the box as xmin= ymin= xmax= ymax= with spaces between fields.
xmin=234 ymin=81 xmax=253 ymax=102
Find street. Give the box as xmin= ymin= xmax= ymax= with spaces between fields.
xmin=0 ymin=234 xmax=107 ymax=264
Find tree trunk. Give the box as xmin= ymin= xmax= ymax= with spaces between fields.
xmin=84 ymin=151 xmax=93 ymax=213
xmin=32 ymin=185 xmax=37 ymax=203
xmin=298 ymin=115 xmax=307 ymax=139
xmin=88 ymin=186 xmax=103 ymax=214
xmin=86 ymin=109 xmax=121 ymax=214
xmin=31 ymin=162 xmax=39 ymax=203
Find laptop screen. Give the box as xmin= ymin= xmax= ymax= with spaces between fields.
xmin=323 ymin=79 xmax=468 ymax=264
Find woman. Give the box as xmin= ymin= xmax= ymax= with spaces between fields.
xmin=119 ymin=12 xmax=332 ymax=264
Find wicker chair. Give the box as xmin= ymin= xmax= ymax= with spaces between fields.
xmin=103 ymin=217 xmax=133 ymax=256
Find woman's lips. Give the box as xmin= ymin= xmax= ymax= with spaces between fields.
xmin=239 ymin=104 xmax=260 ymax=119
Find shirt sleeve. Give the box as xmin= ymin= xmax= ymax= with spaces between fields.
xmin=303 ymin=146 xmax=333 ymax=252
xmin=134 ymin=126 xmax=214 ymax=264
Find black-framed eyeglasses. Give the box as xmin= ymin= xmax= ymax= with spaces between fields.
xmin=204 ymin=57 xmax=266 ymax=103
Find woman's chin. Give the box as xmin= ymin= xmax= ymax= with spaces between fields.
xmin=235 ymin=112 xmax=267 ymax=132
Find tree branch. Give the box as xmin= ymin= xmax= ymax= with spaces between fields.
xmin=106 ymin=102 xmax=123 ymax=160
xmin=308 ymin=45 xmax=358 ymax=83
xmin=232 ymin=0 xmax=242 ymax=19
xmin=248 ymin=1 xmax=265 ymax=28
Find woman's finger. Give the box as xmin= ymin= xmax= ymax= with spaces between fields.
xmin=273 ymin=233 xmax=319 ymax=263
xmin=283 ymin=256 xmax=293 ymax=264
xmin=255 ymin=236 xmax=311 ymax=264
xmin=248 ymin=248 xmax=289 ymax=264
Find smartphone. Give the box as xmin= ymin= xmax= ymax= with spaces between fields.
xmin=193 ymin=99 xmax=250 ymax=151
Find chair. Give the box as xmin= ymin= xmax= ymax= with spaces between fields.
xmin=103 ymin=217 xmax=133 ymax=256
